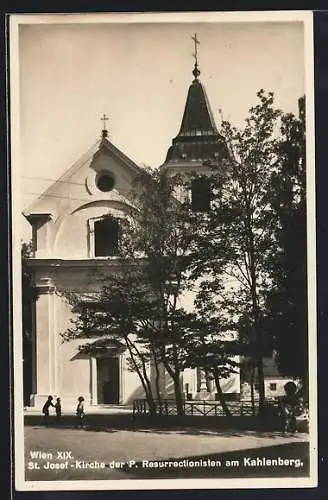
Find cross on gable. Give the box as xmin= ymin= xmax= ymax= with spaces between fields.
xmin=101 ymin=113 xmax=109 ymax=129
xmin=101 ymin=113 xmax=109 ymax=138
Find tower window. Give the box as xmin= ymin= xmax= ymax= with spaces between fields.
xmin=191 ymin=177 xmax=211 ymax=212
xmin=94 ymin=218 xmax=119 ymax=257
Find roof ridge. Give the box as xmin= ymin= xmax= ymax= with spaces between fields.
xmin=23 ymin=137 xmax=144 ymax=215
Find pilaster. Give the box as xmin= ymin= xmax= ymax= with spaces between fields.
xmin=31 ymin=277 xmax=57 ymax=402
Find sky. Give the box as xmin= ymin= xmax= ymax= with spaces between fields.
xmin=13 ymin=13 xmax=308 ymax=240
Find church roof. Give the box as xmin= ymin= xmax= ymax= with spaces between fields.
xmin=178 ymin=78 xmax=219 ymax=137
xmin=23 ymin=135 xmax=143 ymax=220
xmin=164 ymin=67 xmax=229 ymax=165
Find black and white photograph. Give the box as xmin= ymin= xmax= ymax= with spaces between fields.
xmin=10 ymin=11 xmax=317 ymax=490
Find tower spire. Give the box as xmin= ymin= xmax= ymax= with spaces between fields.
xmin=191 ymin=33 xmax=200 ymax=80
xmin=163 ymin=33 xmax=229 ymax=165
xmin=101 ymin=113 xmax=109 ymax=138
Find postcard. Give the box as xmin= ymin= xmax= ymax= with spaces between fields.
xmin=10 ymin=10 xmax=317 ymax=491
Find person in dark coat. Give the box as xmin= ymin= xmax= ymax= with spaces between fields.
xmin=280 ymin=381 xmax=299 ymax=433
xmin=42 ymin=396 xmax=54 ymax=424
xmin=76 ymin=396 xmax=85 ymax=429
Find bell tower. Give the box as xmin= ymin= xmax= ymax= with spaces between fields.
xmin=162 ymin=33 xmax=229 ymax=179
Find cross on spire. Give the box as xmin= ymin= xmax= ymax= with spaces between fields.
xmin=101 ymin=113 xmax=109 ymax=138
xmin=191 ymin=33 xmax=200 ymax=79
xmin=192 ymin=33 xmax=200 ymax=65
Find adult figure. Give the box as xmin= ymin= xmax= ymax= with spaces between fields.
xmin=76 ymin=396 xmax=85 ymax=429
xmin=42 ymin=395 xmax=54 ymax=424
xmin=280 ymin=381 xmax=299 ymax=433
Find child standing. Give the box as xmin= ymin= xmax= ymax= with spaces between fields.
xmin=55 ymin=397 xmax=62 ymax=421
xmin=76 ymin=396 xmax=85 ymax=428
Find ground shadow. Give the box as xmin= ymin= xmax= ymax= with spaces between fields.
xmin=24 ymin=413 xmax=307 ymax=438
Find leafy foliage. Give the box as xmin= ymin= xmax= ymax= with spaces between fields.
xmin=61 ymin=90 xmax=308 ymax=417
xmin=189 ymin=90 xmax=290 ymax=413
xmin=266 ymin=96 xmax=308 ymax=387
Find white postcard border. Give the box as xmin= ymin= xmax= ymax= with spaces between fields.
xmin=10 ymin=10 xmax=317 ymax=491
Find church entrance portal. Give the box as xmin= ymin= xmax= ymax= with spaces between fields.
xmin=96 ymin=357 xmax=120 ymax=404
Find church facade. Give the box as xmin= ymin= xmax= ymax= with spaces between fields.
xmin=23 ymin=55 xmax=243 ymax=409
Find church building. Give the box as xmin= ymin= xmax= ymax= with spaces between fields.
xmin=23 ymin=38 xmax=241 ymax=408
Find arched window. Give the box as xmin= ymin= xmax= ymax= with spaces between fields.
xmin=94 ymin=217 xmax=119 ymax=256
xmin=89 ymin=217 xmax=120 ymax=257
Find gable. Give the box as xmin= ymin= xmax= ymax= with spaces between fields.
xmin=23 ymin=137 xmax=144 ymax=259
xmin=23 ymin=137 xmax=143 ymax=222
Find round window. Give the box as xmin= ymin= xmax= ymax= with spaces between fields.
xmin=96 ymin=172 xmax=115 ymax=192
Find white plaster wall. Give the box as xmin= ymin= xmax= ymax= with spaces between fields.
xmin=57 ymin=339 xmax=91 ymax=405
xmin=87 ymin=150 xmax=136 ymax=197
xmin=122 ymin=351 xmax=147 ymax=404
xmin=264 ymin=378 xmax=296 ymax=399
xmin=54 ymin=293 xmax=91 ymax=405
xmin=50 ymin=288 xmax=145 ymax=406
xmin=53 ymin=202 xmax=126 ymax=259
xmin=34 ymin=292 xmax=54 ymax=395
xmin=182 ymin=368 xmax=197 ymax=395
xmin=241 ymin=378 xmax=298 ymax=400
xmin=32 ymin=145 xmax=138 ymax=259
xmin=220 ymin=367 xmax=241 ymax=394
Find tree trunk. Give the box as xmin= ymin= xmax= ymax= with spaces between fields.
xmin=140 ymin=355 xmax=157 ymax=416
xmin=243 ymin=205 xmax=266 ymax=416
xmin=250 ymin=292 xmax=265 ymax=416
xmin=152 ymin=350 xmax=163 ymax=416
xmin=250 ymin=363 xmax=256 ymax=417
xmin=173 ymin=374 xmax=184 ymax=416
xmin=162 ymin=342 xmax=185 ymax=416
xmin=255 ymin=347 xmax=265 ymax=416
xmin=125 ymin=337 xmax=156 ymax=416
xmin=204 ymin=368 xmax=212 ymax=392
xmin=212 ymin=366 xmax=232 ymax=417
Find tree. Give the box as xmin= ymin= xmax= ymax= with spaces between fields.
xmin=62 ymin=169 xmax=211 ymax=416
xmin=123 ymin=168 xmax=202 ymax=415
xmin=63 ymin=91 xmax=299 ymax=419
xmin=267 ymin=96 xmax=308 ymax=393
xmin=183 ymin=307 xmax=239 ymax=417
xmin=190 ymin=90 xmax=283 ymax=416
xmin=62 ymin=165 xmax=243 ymax=417
xmin=62 ymin=267 xmax=163 ymax=416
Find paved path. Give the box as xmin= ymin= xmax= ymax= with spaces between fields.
xmin=24 ymin=423 xmax=309 ymax=481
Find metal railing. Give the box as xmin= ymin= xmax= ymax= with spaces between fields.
xmin=132 ymin=398 xmax=279 ymax=418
